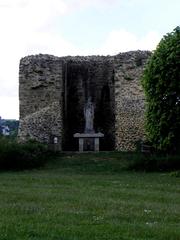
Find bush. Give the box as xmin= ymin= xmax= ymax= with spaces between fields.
xmin=0 ymin=138 xmax=50 ymax=170
xmin=142 ymin=26 xmax=180 ymax=153
xmin=128 ymin=153 xmax=180 ymax=172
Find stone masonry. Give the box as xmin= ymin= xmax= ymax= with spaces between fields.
xmin=19 ymin=54 xmax=63 ymax=150
xmin=114 ymin=51 xmax=151 ymax=150
xmin=18 ymin=51 xmax=151 ymax=151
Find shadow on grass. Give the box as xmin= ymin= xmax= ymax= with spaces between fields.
xmin=45 ymin=151 xmax=180 ymax=175
xmin=45 ymin=152 xmax=141 ymax=174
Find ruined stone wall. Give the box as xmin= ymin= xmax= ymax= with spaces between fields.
xmin=18 ymin=54 xmax=63 ymax=148
xmin=18 ymin=102 xmax=62 ymax=145
xmin=114 ymin=51 xmax=151 ymax=151
xmin=18 ymin=51 xmax=151 ymax=151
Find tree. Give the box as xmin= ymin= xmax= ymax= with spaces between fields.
xmin=142 ymin=26 xmax=180 ymax=153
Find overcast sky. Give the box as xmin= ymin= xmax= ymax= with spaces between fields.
xmin=0 ymin=0 xmax=179 ymax=119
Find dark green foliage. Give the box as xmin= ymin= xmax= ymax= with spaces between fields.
xmin=0 ymin=138 xmax=49 ymax=170
xmin=142 ymin=26 xmax=180 ymax=153
xmin=128 ymin=153 xmax=180 ymax=172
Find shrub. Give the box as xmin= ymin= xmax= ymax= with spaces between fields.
xmin=0 ymin=138 xmax=50 ymax=170
xmin=128 ymin=153 xmax=180 ymax=172
xmin=142 ymin=26 xmax=180 ymax=153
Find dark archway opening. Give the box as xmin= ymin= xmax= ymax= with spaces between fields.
xmin=95 ymin=85 xmax=115 ymax=150
xmin=62 ymin=61 xmax=115 ymax=151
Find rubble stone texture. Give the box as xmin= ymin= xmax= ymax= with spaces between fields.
xmin=18 ymin=51 xmax=151 ymax=151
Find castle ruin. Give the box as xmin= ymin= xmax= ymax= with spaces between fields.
xmin=18 ymin=51 xmax=151 ymax=151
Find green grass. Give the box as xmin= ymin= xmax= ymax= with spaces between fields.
xmin=0 ymin=152 xmax=179 ymax=240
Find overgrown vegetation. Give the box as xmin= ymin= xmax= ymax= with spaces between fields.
xmin=128 ymin=153 xmax=180 ymax=172
xmin=142 ymin=26 xmax=180 ymax=153
xmin=0 ymin=137 xmax=49 ymax=170
xmin=0 ymin=136 xmax=179 ymax=172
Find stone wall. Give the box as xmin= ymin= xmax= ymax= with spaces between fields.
xmin=19 ymin=54 xmax=64 ymax=148
xmin=18 ymin=51 xmax=151 ymax=151
xmin=18 ymin=102 xmax=62 ymax=149
xmin=114 ymin=51 xmax=151 ymax=150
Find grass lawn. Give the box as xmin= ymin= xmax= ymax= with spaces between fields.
xmin=0 ymin=152 xmax=179 ymax=240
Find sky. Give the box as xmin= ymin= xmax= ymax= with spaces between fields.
xmin=0 ymin=0 xmax=179 ymax=119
